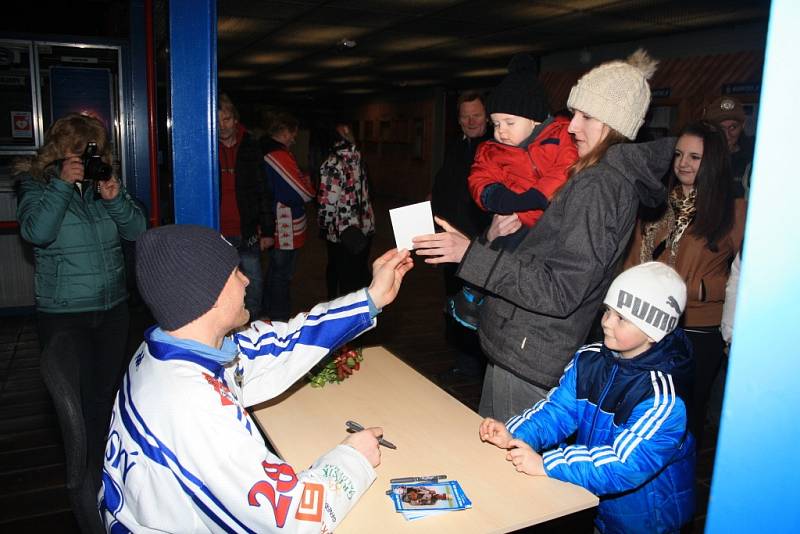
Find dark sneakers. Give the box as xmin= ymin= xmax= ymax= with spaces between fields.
xmin=448 ymin=287 xmax=485 ymax=331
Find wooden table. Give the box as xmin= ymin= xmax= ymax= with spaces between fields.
xmin=252 ymin=346 xmax=597 ymax=533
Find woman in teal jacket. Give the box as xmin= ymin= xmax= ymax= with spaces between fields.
xmin=16 ymin=113 xmax=145 ymax=475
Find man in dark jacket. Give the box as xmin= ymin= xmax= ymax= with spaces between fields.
xmin=430 ymin=91 xmax=492 ymax=382
xmin=704 ymin=95 xmax=754 ymax=198
xmin=218 ymin=93 xmax=274 ymax=319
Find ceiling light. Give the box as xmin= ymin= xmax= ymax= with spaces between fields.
xmin=242 ymin=51 xmax=297 ymax=65
xmin=382 ymin=62 xmax=436 ymax=72
xmin=338 ymin=38 xmax=357 ymax=48
xmin=275 ymin=25 xmax=365 ymax=46
xmin=379 ymin=36 xmax=450 ymax=53
xmin=272 ymin=72 xmax=312 ymax=81
xmin=218 ymin=69 xmax=254 ymax=78
xmin=217 ymin=17 xmax=263 ymax=38
xmin=317 ymin=56 xmax=368 ymax=68
xmin=455 ymin=44 xmax=531 ymax=59
xmin=459 ymin=68 xmax=508 ymax=78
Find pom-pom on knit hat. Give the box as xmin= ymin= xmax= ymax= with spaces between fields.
xmin=567 ymin=49 xmax=658 ymax=140
xmin=487 ymin=54 xmax=550 ymax=122
xmin=603 ymin=262 xmax=687 ymax=343
xmin=136 ymin=224 xmax=240 ymax=330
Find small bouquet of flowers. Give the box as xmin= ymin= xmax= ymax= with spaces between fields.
xmin=308 ymin=345 xmax=364 ymax=388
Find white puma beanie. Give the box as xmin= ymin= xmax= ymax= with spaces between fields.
xmin=603 ymin=262 xmax=686 ymax=342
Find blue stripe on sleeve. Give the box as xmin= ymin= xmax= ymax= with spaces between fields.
xmin=235 ymin=305 xmax=371 ymax=360
xmin=118 ymin=376 xmax=257 ymax=534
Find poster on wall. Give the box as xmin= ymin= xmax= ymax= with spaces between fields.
xmin=10 ymin=111 xmax=33 ymax=138
xmin=49 ymin=66 xmax=113 ymax=133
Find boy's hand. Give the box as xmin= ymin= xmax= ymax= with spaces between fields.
xmin=506 ymin=439 xmax=546 ymax=476
xmin=479 ymin=417 xmax=513 ymax=448
xmin=367 ymin=249 xmax=414 ymax=309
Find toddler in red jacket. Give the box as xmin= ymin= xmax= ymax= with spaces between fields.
xmin=451 ymin=54 xmax=578 ymax=330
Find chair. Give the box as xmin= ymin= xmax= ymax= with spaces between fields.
xmin=40 ymin=331 xmax=106 ymax=533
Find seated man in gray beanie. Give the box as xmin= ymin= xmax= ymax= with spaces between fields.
xmin=99 ymin=224 xmax=413 ymax=533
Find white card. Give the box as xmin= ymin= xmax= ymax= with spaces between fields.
xmin=389 ymin=201 xmax=435 ymax=251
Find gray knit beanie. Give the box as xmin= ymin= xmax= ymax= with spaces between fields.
xmin=136 ymin=224 xmax=240 ymax=330
xmin=567 ymin=49 xmax=658 ymax=140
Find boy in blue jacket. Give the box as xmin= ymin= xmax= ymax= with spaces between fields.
xmin=480 ymin=262 xmax=695 ymax=533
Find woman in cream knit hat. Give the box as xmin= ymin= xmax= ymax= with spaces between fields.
xmin=567 ymin=49 xmax=658 ymax=168
xmin=414 ymin=50 xmax=678 ymax=424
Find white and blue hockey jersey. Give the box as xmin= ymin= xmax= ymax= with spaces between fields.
xmin=100 ymin=291 xmax=377 ymax=533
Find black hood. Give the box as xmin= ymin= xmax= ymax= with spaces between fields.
xmin=621 ymin=327 xmax=693 ymax=374
xmin=609 ymin=327 xmax=694 ymax=411
xmin=579 ymin=328 xmax=693 ymax=426
xmin=604 ymin=137 xmax=675 ymax=208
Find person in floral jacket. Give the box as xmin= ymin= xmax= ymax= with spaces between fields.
xmin=317 ymin=122 xmax=376 ymax=299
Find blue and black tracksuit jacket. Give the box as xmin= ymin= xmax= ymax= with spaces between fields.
xmin=507 ymin=329 xmax=696 ymax=533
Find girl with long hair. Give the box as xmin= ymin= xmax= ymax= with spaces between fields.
xmin=625 ymin=119 xmax=746 ymax=447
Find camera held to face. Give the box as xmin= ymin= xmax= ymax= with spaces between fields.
xmin=82 ymin=142 xmax=113 ymax=182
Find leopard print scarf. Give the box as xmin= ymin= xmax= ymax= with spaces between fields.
xmin=640 ymin=186 xmax=696 ymax=266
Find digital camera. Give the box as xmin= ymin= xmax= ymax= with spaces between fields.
xmin=82 ymin=142 xmax=113 ymax=182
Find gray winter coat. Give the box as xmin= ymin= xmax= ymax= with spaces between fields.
xmin=457 ymin=138 xmax=673 ymax=389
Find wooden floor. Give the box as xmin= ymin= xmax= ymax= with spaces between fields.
xmin=0 ymin=196 xmax=715 ymax=532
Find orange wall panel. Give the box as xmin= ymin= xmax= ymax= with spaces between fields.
xmin=352 ymin=97 xmax=436 ymax=202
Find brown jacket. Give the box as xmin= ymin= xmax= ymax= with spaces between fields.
xmin=625 ymin=199 xmax=746 ymax=327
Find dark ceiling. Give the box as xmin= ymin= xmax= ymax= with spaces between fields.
xmin=1 ymin=1 xmax=771 ymax=105
xmin=217 ymin=0 xmax=771 ymax=103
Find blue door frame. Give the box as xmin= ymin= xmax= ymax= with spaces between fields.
xmin=168 ymin=0 xmax=218 ymax=228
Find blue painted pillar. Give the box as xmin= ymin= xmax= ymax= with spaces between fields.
xmin=127 ymin=0 xmax=152 ymax=216
xmin=168 ymin=0 xmax=218 ymax=228
xmin=706 ymin=1 xmax=800 ymax=531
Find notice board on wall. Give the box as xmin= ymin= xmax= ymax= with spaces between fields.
xmin=49 ymin=66 xmax=113 ymax=133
